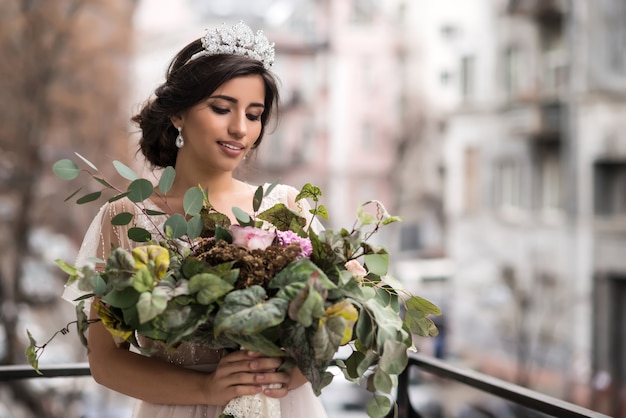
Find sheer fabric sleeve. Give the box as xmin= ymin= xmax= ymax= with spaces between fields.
xmin=61 ymin=199 xmax=143 ymax=312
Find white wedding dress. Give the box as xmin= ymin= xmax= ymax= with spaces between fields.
xmin=62 ymin=183 xmax=328 ymax=418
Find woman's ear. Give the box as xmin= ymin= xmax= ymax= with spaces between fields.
xmin=170 ymin=114 xmax=183 ymax=127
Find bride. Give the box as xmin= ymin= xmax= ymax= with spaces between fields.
xmin=62 ymin=21 xmax=328 ymax=418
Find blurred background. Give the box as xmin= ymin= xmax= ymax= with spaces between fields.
xmin=1 ymin=0 xmax=625 ymax=417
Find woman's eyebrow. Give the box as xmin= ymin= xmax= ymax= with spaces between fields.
xmin=209 ymin=94 xmax=265 ymax=108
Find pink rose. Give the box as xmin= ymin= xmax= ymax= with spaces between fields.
xmin=230 ymin=225 xmax=276 ymax=250
xmin=345 ymin=260 xmax=367 ymax=280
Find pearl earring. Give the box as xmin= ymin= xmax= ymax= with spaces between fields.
xmin=175 ymin=127 xmax=184 ymax=148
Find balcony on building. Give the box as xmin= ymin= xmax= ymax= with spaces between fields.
xmin=506 ymin=0 xmax=567 ymax=24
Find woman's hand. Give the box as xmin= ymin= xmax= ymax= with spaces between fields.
xmin=203 ymin=350 xmax=291 ymax=405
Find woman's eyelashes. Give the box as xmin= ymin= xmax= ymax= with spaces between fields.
xmin=211 ymin=105 xmax=229 ymax=115
xmin=210 ymin=105 xmax=262 ymax=121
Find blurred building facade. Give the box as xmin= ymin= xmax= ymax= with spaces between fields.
xmin=421 ymin=0 xmax=626 ymax=415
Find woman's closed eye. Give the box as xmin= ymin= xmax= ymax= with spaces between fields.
xmin=211 ymin=105 xmax=229 ymax=115
xmin=247 ymin=113 xmax=262 ymax=122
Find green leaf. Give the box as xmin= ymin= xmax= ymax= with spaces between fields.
xmin=345 ymin=350 xmax=366 ymax=379
xmin=128 ymin=227 xmax=152 ymax=242
xmin=378 ymin=340 xmax=408 ymax=375
xmin=145 ymin=209 xmax=166 ymax=216
xmin=257 ymin=203 xmax=306 ymax=231
xmin=229 ymin=333 xmax=285 ymax=357
xmin=132 ymin=268 xmax=155 ymax=293
xmin=363 ymin=298 xmax=408 ymax=349
xmin=53 ymin=159 xmax=80 ymax=180
xmin=406 ymin=295 xmax=441 ymax=316
xmin=164 ymin=214 xmax=187 ymax=239
xmin=312 ymin=314 xmax=346 ymax=362
xmin=312 ymin=205 xmax=329 ymax=220
xmin=101 ymin=287 xmax=139 ymax=309
xmin=183 ymin=187 xmax=204 ymax=216
xmin=93 ymin=177 xmax=112 ymax=188
xmin=364 ymin=253 xmax=389 ymax=276
xmin=127 ymin=179 xmax=154 ymax=203
xmin=214 ymin=286 xmax=288 ymax=336
xmin=355 ymin=308 xmax=374 ymax=348
xmin=188 ymin=273 xmax=233 ymax=305
xmin=75 ymin=300 xmax=90 ymax=347
xmin=373 ymin=369 xmax=393 ymax=394
xmin=64 ymin=187 xmax=83 ymax=202
xmin=214 ymin=225 xmax=233 ymax=243
xmin=76 ymin=191 xmax=102 ymax=204
xmin=296 ymin=183 xmax=322 ymax=202
xmin=111 ymin=212 xmax=133 ymax=226
xmin=252 ymin=185 xmax=264 ymax=212
xmin=232 ymin=206 xmax=252 ymax=226
xmin=263 ymin=180 xmax=279 ymax=197
xmin=55 ymin=259 xmax=78 ymax=276
xmin=187 ymin=215 xmax=203 ymax=239
xmin=159 ymin=166 xmax=176 ymax=195
xmin=113 ymin=160 xmax=139 ymax=181
xmin=108 ymin=192 xmax=130 ymax=203
xmin=270 ymin=258 xmax=337 ymax=291
xmin=75 ymin=152 xmax=98 ymax=171
xmin=25 ymin=330 xmax=42 ymax=375
xmin=289 ymin=282 xmax=326 ymax=327
xmin=136 ymin=288 xmax=169 ymax=324
xmin=366 ymin=394 xmax=392 ymax=418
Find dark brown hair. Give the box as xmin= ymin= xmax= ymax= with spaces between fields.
xmin=132 ymin=39 xmax=280 ymax=168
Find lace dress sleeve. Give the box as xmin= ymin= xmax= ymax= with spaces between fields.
xmin=61 ymin=199 xmax=158 ymax=312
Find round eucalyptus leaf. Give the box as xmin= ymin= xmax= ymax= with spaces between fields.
xmin=159 ymin=166 xmax=176 ymax=195
xmin=128 ymin=227 xmax=151 ymax=242
xmin=127 ymin=179 xmax=154 ymax=203
xmin=111 ymin=212 xmax=133 ymax=226
xmin=232 ymin=207 xmax=252 ymax=225
xmin=53 ymin=159 xmax=80 ymax=180
xmin=164 ymin=213 xmax=187 ymax=239
xmin=187 ymin=215 xmax=203 ymax=239
xmin=183 ymin=187 xmax=204 ymax=216
xmin=113 ymin=160 xmax=139 ymax=181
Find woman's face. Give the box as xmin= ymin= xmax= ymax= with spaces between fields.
xmin=173 ymin=74 xmax=266 ymax=174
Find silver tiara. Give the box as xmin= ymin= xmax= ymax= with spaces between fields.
xmin=186 ymin=21 xmax=275 ymax=69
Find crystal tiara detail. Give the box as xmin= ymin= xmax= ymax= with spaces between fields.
xmin=186 ymin=21 xmax=275 ymax=69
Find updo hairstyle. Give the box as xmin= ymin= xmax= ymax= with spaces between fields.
xmin=132 ymin=39 xmax=280 ymax=168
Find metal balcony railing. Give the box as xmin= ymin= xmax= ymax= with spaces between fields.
xmin=0 ymin=354 xmax=612 ymax=418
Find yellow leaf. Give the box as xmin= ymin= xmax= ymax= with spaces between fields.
xmin=322 ymin=300 xmax=359 ymax=345
xmin=93 ymin=299 xmax=133 ymax=342
xmin=132 ymin=245 xmax=170 ymax=280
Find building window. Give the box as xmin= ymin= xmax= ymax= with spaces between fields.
xmin=594 ymin=160 xmax=626 ymax=216
xmin=604 ymin=0 xmax=626 ymax=74
xmin=464 ymin=147 xmax=480 ymax=213
xmin=495 ymin=158 xmax=523 ymax=209
xmin=351 ymin=0 xmax=375 ymax=24
xmin=539 ymin=21 xmax=567 ymax=97
xmin=460 ymin=55 xmax=475 ymax=101
xmin=503 ymin=45 xmax=522 ymax=101
xmin=399 ymin=223 xmax=421 ymax=252
xmin=533 ymin=142 xmax=562 ymax=212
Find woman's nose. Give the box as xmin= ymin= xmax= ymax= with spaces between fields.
xmin=228 ymin=113 xmax=247 ymax=138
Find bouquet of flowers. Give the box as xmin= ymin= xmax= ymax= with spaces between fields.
xmin=26 ymin=154 xmax=441 ymax=418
